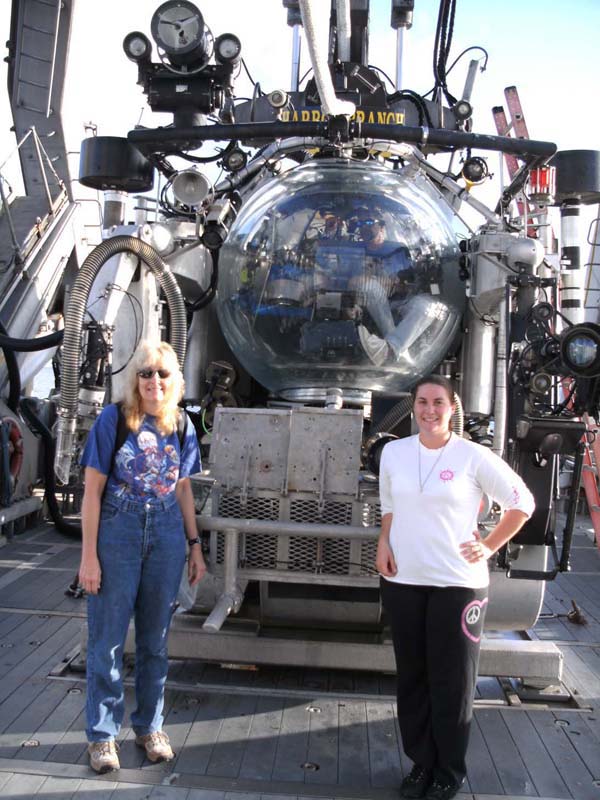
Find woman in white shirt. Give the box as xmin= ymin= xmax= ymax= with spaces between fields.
xmin=376 ymin=375 xmax=534 ymax=800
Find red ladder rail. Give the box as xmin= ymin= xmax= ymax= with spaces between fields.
xmin=504 ymin=85 xmax=530 ymax=139
xmin=491 ymin=105 xmax=521 ymax=180
xmin=492 ymin=86 xmax=537 ymax=235
xmin=583 ymin=414 xmax=600 ymax=549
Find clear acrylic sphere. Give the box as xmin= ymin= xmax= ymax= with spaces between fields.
xmin=217 ymin=160 xmax=465 ymax=396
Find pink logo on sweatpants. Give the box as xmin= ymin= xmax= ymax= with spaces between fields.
xmin=461 ymin=598 xmax=488 ymax=642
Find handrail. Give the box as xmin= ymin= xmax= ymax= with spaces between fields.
xmin=0 ymin=126 xmax=69 ymax=267
xmin=46 ymin=0 xmax=62 ymax=119
xmin=0 ymin=176 xmax=20 ymax=259
xmin=0 ymin=128 xmax=36 ymax=174
xmin=32 ymin=129 xmax=65 ymax=188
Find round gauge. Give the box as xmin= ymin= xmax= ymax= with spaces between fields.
xmin=215 ymin=33 xmax=242 ymax=64
xmin=150 ymin=1 xmax=206 ymax=57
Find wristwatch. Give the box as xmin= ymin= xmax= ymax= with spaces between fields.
xmin=187 ymin=536 xmax=201 ymax=547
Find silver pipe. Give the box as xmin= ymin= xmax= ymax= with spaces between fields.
xmin=559 ymin=202 xmax=584 ymax=324
xmin=415 ymin=158 xmax=502 ymax=224
xmin=461 ymin=59 xmax=479 ymax=104
xmin=198 ymin=516 xmax=379 ymax=539
xmin=336 ymin=0 xmax=352 ymax=62
xmin=395 ymin=27 xmax=405 ymax=90
xmin=493 ymin=297 xmax=507 ymax=456
xmin=367 ymin=142 xmax=502 ymax=225
xmin=215 ymin=137 xmax=328 ymax=194
xmin=201 ymin=594 xmax=238 ymax=632
xmin=460 ymin=310 xmax=496 ymax=417
xmin=325 ymin=387 xmax=344 ymax=409
xmin=202 ymin=528 xmax=244 ymax=632
xmin=0 ymin=496 xmax=42 ymax=525
xmin=103 ymin=191 xmax=127 ymax=229
xmin=291 ymin=25 xmax=302 ymax=91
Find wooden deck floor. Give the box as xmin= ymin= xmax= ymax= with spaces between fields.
xmin=0 ymin=519 xmax=599 ymax=800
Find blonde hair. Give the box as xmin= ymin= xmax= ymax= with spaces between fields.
xmin=120 ymin=340 xmax=184 ymax=436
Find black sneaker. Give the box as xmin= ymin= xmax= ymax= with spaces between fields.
xmin=424 ymin=779 xmax=460 ymax=800
xmin=400 ymin=764 xmax=432 ymax=798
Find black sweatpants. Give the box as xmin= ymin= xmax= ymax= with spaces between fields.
xmin=380 ymin=578 xmax=488 ymax=788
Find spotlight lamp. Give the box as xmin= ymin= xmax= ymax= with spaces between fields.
xmin=267 ymin=90 xmax=289 ymax=109
xmin=560 ymin=323 xmax=600 ymax=377
xmin=214 ymin=33 xmax=242 ymax=64
xmin=222 ymin=146 xmax=248 ymax=173
xmin=171 ymin=169 xmax=212 ymax=207
xmin=529 ymin=371 xmax=552 ymax=396
xmin=123 ymin=32 xmax=152 ymax=63
xmin=453 ymin=99 xmax=473 ymax=121
xmin=461 ymin=156 xmax=488 ymax=185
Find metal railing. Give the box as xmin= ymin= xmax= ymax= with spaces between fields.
xmin=0 ymin=126 xmax=69 ymax=269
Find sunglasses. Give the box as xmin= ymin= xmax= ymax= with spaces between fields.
xmin=137 ymin=368 xmax=171 ymax=380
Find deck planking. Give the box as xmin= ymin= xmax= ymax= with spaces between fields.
xmin=0 ymin=520 xmax=599 ymax=798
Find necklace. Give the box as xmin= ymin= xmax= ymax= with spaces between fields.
xmin=417 ymin=435 xmax=451 ymax=493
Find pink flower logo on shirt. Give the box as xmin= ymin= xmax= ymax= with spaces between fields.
xmin=510 ymin=486 xmax=520 ymax=506
xmin=440 ymin=469 xmax=454 ymax=482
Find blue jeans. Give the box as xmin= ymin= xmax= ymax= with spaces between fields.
xmin=86 ymin=493 xmax=186 ymax=742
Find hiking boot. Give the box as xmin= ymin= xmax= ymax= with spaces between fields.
xmin=88 ymin=740 xmax=120 ymax=773
xmin=424 ymin=778 xmax=461 ymax=800
xmin=400 ymin=763 xmax=432 ymax=798
xmin=358 ymin=325 xmax=390 ymax=366
xmin=135 ymin=730 xmax=174 ymax=763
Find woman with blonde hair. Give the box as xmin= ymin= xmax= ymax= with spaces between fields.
xmin=78 ymin=339 xmax=206 ymax=774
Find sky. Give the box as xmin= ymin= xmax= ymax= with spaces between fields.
xmin=1 ymin=0 xmax=599 ymax=233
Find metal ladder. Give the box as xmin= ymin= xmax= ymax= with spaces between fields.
xmin=492 ymin=86 xmax=537 ymax=236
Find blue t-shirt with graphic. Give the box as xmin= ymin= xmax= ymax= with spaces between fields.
xmin=81 ymin=403 xmax=201 ymax=500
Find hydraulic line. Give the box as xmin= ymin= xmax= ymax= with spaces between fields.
xmin=20 ymin=397 xmax=81 ymax=538
xmin=0 ymin=329 xmax=63 ymax=352
xmin=54 ymin=235 xmax=187 ymax=484
xmin=129 ymin=121 xmax=557 ymax=160
xmin=0 ymin=321 xmax=21 ymax=413
xmin=188 ymin=249 xmax=219 ymax=312
xmin=59 ymin=235 xmax=186 ymax=413
xmin=451 ymin=392 xmax=465 ymax=437
xmin=373 ymin=396 xmax=412 ymax=434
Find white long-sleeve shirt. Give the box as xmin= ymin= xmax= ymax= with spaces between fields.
xmin=379 ymin=433 xmax=535 ymax=588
